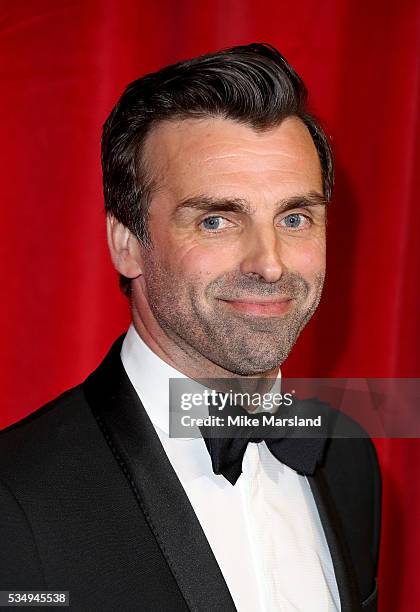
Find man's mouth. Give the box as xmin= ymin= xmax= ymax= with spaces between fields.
xmin=218 ymin=297 xmax=293 ymax=317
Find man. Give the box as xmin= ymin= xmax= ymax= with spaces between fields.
xmin=0 ymin=44 xmax=380 ymax=611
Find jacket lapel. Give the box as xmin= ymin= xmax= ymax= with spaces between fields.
xmin=308 ymin=466 xmax=362 ymax=612
xmin=83 ymin=335 xmax=237 ymax=612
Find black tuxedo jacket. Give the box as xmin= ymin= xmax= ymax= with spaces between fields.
xmin=0 ymin=336 xmax=381 ymax=611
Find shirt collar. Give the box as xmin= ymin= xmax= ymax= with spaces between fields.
xmin=120 ymin=323 xmax=282 ymax=437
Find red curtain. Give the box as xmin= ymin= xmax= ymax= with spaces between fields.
xmin=0 ymin=1 xmax=418 ymax=609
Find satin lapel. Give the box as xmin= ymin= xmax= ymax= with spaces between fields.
xmin=308 ymin=467 xmax=362 ymax=612
xmin=83 ymin=336 xmax=237 ymax=612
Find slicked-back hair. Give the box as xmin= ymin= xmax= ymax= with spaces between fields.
xmin=101 ymin=43 xmax=334 ymax=294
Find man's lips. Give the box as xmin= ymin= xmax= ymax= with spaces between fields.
xmin=218 ymin=297 xmax=293 ymax=317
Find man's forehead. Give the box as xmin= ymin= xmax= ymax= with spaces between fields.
xmin=142 ymin=115 xmax=322 ymax=195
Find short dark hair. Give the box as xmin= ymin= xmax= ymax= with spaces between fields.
xmin=101 ymin=43 xmax=334 ymax=294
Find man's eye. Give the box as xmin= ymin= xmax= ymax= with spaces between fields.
xmin=281 ymin=213 xmax=310 ymax=229
xmin=200 ymin=216 xmax=230 ymax=231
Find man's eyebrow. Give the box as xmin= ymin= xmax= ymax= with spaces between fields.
xmin=279 ymin=191 xmax=329 ymax=212
xmin=172 ymin=196 xmax=251 ymax=216
xmin=172 ymin=191 xmax=328 ymax=217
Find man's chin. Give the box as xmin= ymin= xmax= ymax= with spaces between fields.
xmin=206 ymin=347 xmax=290 ymax=376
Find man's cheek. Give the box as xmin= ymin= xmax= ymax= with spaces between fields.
xmin=175 ymin=244 xmax=234 ymax=280
xmin=284 ymin=241 xmax=325 ymax=275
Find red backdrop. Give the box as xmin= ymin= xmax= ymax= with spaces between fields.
xmin=0 ymin=1 xmax=418 ymax=609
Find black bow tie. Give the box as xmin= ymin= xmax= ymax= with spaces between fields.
xmin=199 ymin=398 xmax=329 ymax=485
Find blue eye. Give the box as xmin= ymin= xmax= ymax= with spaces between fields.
xmin=282 ymin=213 xmax=305 ymax=229
xmin=201 ymin=216 xmax=224 ymax=230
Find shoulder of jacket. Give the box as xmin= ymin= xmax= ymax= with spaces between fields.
xmin=0 ymin=384 xmax=93 ymax=480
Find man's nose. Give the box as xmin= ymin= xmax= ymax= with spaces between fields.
xmin=239 ymin=226 xmax=284 ymax=283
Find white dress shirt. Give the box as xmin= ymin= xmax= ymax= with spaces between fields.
xmin=121 ymin=323 xmax=341 ymax=611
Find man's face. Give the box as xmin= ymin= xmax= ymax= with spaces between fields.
xmin=135 ymin=116 xmax=326 ymax=375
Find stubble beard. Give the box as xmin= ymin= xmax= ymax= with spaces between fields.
xmin=142 ymin=257 xmax=325 ymax=376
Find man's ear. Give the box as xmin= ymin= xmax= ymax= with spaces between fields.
xmin=106 ymin=214 xmax=143 ymax=279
